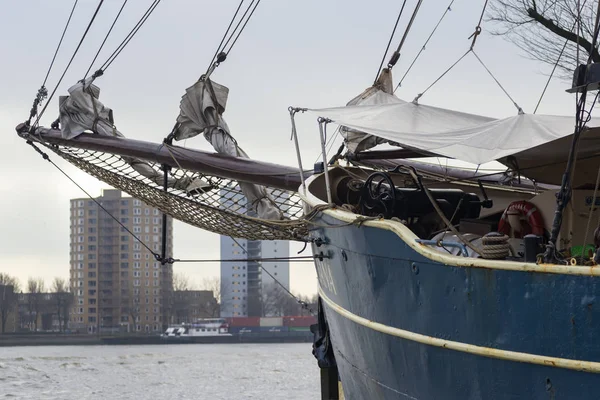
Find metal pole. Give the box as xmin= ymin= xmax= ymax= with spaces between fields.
xmin=289 ymin=107 xmax=307 ymax=191
xmin=318 ymin=118 xmax=333 ymax=204
xmin=161 ymin=164 xmax=169 ymax=264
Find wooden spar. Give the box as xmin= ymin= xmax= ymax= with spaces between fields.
xmin=21 ymin=126 xmax=311 ymax=192
xmin=350 ymin=148 xmax=439 ymax=160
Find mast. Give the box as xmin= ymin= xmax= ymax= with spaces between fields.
xmin=543 ymin=0 xmax=600 ymax=263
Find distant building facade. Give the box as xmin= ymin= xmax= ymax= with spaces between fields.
xmin=218 ymin=189 xmax=290 ymax=318
xmin=69 ymin=189 xmax=173 ymax=334
xmin=0 ymin=284 xmax=18 ymax=333
xmin=220 ymin=237 xmax=290 ymax=318
xmin=172 ymin=290 xmax=218 ymax=323
xmin=17 ymin=292 xmax=73 ymax=332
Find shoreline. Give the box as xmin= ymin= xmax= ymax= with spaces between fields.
xmin=0 ymin=333 xmax=313 ymax=347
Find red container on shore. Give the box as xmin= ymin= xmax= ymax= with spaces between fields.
xmin=283 ymin=315 xmax=317 ymax=327
xmin=228 ymin=317 xmax=261 ymax=327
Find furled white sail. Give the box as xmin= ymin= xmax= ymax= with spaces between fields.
xmin=339 ymin=68 xmax=405 ymax=153
xmin=174 ymin=79 xmax=283 ymax=220
xmin=58 ymin=77 xmax=210 ymax=193
xmin=58 ymin=77 xmax=118 ymax=139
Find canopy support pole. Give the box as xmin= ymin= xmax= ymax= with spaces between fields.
xmin=318 ymin=118 xmax=333 ymax=204
xmin=289 ymin=107 xmax=307 ymax=191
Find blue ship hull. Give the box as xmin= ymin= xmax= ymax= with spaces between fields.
xmin=310 ymin=211 xmax=600 ymax=400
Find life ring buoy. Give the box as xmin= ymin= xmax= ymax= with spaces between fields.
xmin=498 ymin=200 xmax=545 ymax=238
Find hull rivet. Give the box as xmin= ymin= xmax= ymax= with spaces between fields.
xmin=412 ymin=263 xmax=419 ymax=274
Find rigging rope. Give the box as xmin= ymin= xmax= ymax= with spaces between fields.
xmin=84 ymin=0 xmax=129 ymax=79
xmin=532 ymin=6 xmax=584 ymax=114
xmin=32 ymin=0 xmax=105 ymax=129
xmin=412 ymin=49 xmax=470 ymax=103
xmin=472 ymin=51 xmax=523 ymax=114
xmin=374 ymin=0 xmax=409 ymax=84
xmin=98 ymin=0 xmax=161 ymax=73
xmin=206 ymin=0 xmax=245 ymax=71
xmin=389 ymin=0 xmax=424 ymax=68
xmin=313 ymin=126 xmax=341 ymax=165
xmin=230 ymin=236 xmax=316 ymax=316
xmin=41 ymin=0 xmax=79 ymax=89
xmin=469 ymin=0 xmax=488 ymax=50
xmin=395 ymin=0 xmax=455 ymax=92
xmin=533 ymin=37 xmax=570 ymax=114
xmin=412 ymin=0 xmax=523 ymax=113
xmin=25 ymin=140 xmax=162 ymax=260
xmin=223 ymin=0 xmax=261 ymax=55
xmin=171 ymin=256 xmax=317 ymax=263
xmin=203 ymin=0 xmax=262 ymax=76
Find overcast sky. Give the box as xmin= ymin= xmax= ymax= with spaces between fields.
xmin=0 ymin=0 xmax=577 ymax=295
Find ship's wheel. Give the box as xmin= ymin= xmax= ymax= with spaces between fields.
xmin=360 ymin=172 xmax=397 ymax=219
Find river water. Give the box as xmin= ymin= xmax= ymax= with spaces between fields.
xmin=0 ymin=343 xmax=319 ymax=399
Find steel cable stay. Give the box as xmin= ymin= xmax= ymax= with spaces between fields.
xmin=411 ymin=0 xmax=523 ymax=114
xmin=41 ymin=0 xmax=80 ymax=90
xmin=29 ymin=0 xmax=104 ymax=129
xmin=26 ymin=0 xmax=79 ymax=127
xmin=389 ymin=0 xmax=425 ymax=70
xmin=471 ymin=50 xmax=523 ymax=114
xmin=171 ymin=256 xmax=317 ymax=263
xmin=531 ymin=5 xmax=585 ymax=114
xmin=206 ymin=0 xmax=246 ymax=71
xmin=25 ymin=140 xmax=162 ymax=261
xmin=98 ymin=0 xmax=162 ymax=74
xmin=84 ymin=0 xmax=129 ymax=79
xmin=533 ymin=36 xmax=570 ymax=114
xmin=395 ymin=0 xmax=456 ymax=92
xmin=229 ymin=237 xmax=316 ymax=316
xmin=222 ymin=0 xmax=261 ymax=56
xmin=313 ymin=126 xmax=341 ymax=165
xmin=412 ymin=48 xmax=471 ymax=103
xmin=374 ymin=0 xmax=409 ymax=83
xmin=203 ymin=0 xmax=263 ymax=76
xmin=412 ymin=0 xmax=482 ymax=103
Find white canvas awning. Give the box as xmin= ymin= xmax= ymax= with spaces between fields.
xmin=307 ymin=97 xmax=600 ymax=186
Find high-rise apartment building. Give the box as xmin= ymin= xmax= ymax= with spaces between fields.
xmin=69 ymin=189 xmax=173 ymax=334
xmin=218 ymin=188 xmax=290 ymax=317
xmin=220 ymin=238 xmax=290 ymax=318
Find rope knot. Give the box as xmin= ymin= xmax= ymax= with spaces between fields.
xmin=469 ymin=26 xmax=482 ymax=49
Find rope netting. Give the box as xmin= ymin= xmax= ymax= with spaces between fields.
xmin=37 ymin=140 xmax=310 ymax=242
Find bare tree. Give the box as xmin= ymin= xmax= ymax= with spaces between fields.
xmin=489 ymin=1 xmax=600 ymax=77
xmin=128 ymin=290 xmax=141 ymax=333
xmin=27 ymin=278 xmax=45 ymax=331
xmin=173 ymin=272 xmax=191 ymax=291
xmin=296 ymin=293 xmax=318 ymax=316
xmin=198 ymin=277 xmax=223 ymax=318
xmin=0 ymin=273 xmax=20 ymax=334
xmin=260 ymin=282 xmax=299 ymax=317
xmin=52 ymin=278 xmax=72 ymax=333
